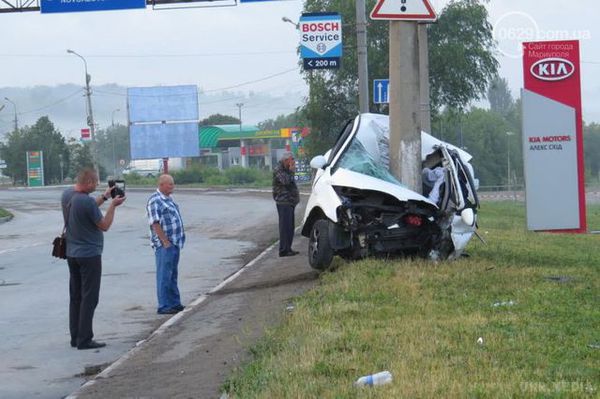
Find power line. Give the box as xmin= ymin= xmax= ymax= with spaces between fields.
xmin=203 ymin=67 xmax=299 ymax=92
xmin=92 ymin=67 xmax=301 ymax=97
xmin=0 ymin=50 xmax=296 ymax=59
xmin=18 ymin=89 xmax=84 ymax=115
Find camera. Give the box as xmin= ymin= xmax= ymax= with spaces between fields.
xmin=108 ymin=179 xmax=126 ymax=198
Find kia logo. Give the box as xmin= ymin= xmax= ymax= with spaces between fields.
xmin=530 ymin=58 xmax=575 ymax=81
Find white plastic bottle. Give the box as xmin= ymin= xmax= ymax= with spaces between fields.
xmin=354 ymin=370 xmax=393 ymax=387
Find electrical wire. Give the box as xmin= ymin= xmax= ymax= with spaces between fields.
xmin=92 ymin=67 xmax=301 ymax=97
xmin=203 ymin=67 xmax=299 ymax=92
xmin=17 ymin=89 xmax=84 ymax=115
xmin=0 ymin=50 xmax=295 ymax=58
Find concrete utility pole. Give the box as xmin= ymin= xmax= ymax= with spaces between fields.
xmin=4 ymin=97 xmax=18 ymax=132
xmin=388 ymin=21 xmax=422 ymax=193
xmin=236 ymin=103 xmax=244 ymax=131
xmin=418 ymin=23 xmax=431 ymax=133
xmin=356 ymin=0 xmax=369 ymax=113
xmin=236 ymin=103 xmax=247 ymax=167
xmin=67 ymin=49 xmax=98 ymax=173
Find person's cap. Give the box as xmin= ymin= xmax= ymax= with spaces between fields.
xmin=280 ymin=151 xmax=294 ymax=161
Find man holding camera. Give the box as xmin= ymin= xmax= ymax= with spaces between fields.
xmin=146 ymin=174 xmax=186 ymax=315
xmin=61 ymin=168 xmax=126 ymax=350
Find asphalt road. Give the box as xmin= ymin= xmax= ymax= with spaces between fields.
xmin=0 ymin=186 xmax=276 ymax=399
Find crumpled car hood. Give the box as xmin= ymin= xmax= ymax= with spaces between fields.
xmin=329 ymin=168 xmax=436 ymax=206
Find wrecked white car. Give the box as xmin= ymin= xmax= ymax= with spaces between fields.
xmin=301 ymin=113 xmax=479 ymax=270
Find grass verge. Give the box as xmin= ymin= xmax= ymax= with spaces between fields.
xmin=0 ymin=207 xmax=12 ymax=218
xmin=223 ymin=201 xmax=599 ymax=398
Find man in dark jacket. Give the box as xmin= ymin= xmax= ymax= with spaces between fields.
xmin=272 ymin=152 xmax=300 ymax=257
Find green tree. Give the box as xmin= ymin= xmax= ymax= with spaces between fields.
xmin=200 ymin=114 xmax=240 ymax=126
xmin=258 ymin=110 xmax=306 ymax=130
xmin=584 ymin=122 xmax=600 ymax=182
xmin=300 ymin=0 xmax=498 ymax=156
xmin=0 ymin=129 xmax=27 ymax=184
xmin=0 ymin=116 xmax=69 ymax=184
xmin=487 ymin=75 xmax=515 ymax=117
xmin=67 ymin=138 xmax=102 ymax=179
xmin=429 ymin=0 xmax=498 ymax=112
xmin=95 ymin=124 xmax=130 ymax=177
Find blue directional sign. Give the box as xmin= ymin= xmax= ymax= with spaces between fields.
xmin=373 ymin=79 xmax=390 ymax=104
xmin=41 ymin=0 xmax=146 ymax=14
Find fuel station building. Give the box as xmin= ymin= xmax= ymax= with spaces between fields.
xmin=197 ymin=125 xmax=309 ymax=171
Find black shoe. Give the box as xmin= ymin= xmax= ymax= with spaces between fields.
xmin=157 ymin=308 xmax=179 ymax=315
xmin=174 ymin=305 xmax=185 ymax=311
xmin=279 ymin=250 xmax=299 ymax=257
xmin=70 ymin=340 xmax=77 ymax=348
xmin=77 ymin=340 xmax=106 ymax=350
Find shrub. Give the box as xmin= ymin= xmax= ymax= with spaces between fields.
xmin=206 ymin=175 xmax=229 ymax=186
xmin=172 ymin=167 xmax=203 ymax=184
xmin=225 ymin=166 xmax=261 ymax=184
xmin=122 ymin=172 xmax=155 ymax=186
xmin=199 ymin=167 xmax=222 ymax=181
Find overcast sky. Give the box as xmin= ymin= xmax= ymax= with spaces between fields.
xmin=0 ymin=0 xmax=598 ymax=123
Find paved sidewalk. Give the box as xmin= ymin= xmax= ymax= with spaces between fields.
xmin=68 ymin=233 xmax=317 ymax=399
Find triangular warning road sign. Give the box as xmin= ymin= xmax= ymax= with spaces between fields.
xmin=370 ymin=0 xmax=437 ymax=21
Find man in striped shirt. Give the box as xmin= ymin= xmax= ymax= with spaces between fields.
xmin=146 ymin=174 xmax=186 ymax=315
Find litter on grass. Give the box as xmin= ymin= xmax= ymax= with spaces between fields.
xmin=492 ymin=300 xmax=516 ymax=307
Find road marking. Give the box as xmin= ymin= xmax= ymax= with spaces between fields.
xmin=0 ymin=242 xmax=46 ymax=255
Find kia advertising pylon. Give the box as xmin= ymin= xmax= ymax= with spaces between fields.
xmin=522 ymin=40 xmax=586 ymax=232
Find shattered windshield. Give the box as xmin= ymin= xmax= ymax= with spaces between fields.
xmin=335 ymin=136 xmax=404 ymax=186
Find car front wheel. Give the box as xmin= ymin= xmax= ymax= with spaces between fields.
xmin=308 ymin=219 xmax=334 ymax=270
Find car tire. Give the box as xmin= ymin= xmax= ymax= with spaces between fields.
xmin=308 ymin=219 xmax=334 ymax=270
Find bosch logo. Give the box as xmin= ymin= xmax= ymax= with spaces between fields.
xmin=530 ymin=58 xmax=575 ymax=81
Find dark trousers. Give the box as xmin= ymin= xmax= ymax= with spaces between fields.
xmin=277 ymin=204 xmax=296 ymax=254
xmin=67 ymin=256 xmax=102 ymax=347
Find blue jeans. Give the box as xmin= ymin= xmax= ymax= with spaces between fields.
xmin=155 ymin=245 xmax=182 ymax=312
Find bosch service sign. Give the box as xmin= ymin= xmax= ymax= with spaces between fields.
xmin=522 ymin=40 xmax=586 ymax=232
xmin=299 ymin=12 xmax=342 ymax=70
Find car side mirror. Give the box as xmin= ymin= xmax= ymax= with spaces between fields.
xmin=310 ymin=155 xmax=328 ymax=169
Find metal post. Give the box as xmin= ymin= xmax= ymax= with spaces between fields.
xmin=506 ymin=131 xmax=514 ymax=194
xmin=59 ymin=154 xmax=64 ymax=183
xmin=4 ymin=97 xmax=18 ymax=132
xmin=356 ymin=0 xmax=369 ymax=113
xmin=111 ymin=108 xmax=120 ymax=127
xmin=236 ymin=103 xmax=244 ymax=131
xmin=67 ymin=49 xmax=97 ymax=173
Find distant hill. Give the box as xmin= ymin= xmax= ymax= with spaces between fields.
xmin=0 ymin=84 xmax=306 ymax=140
